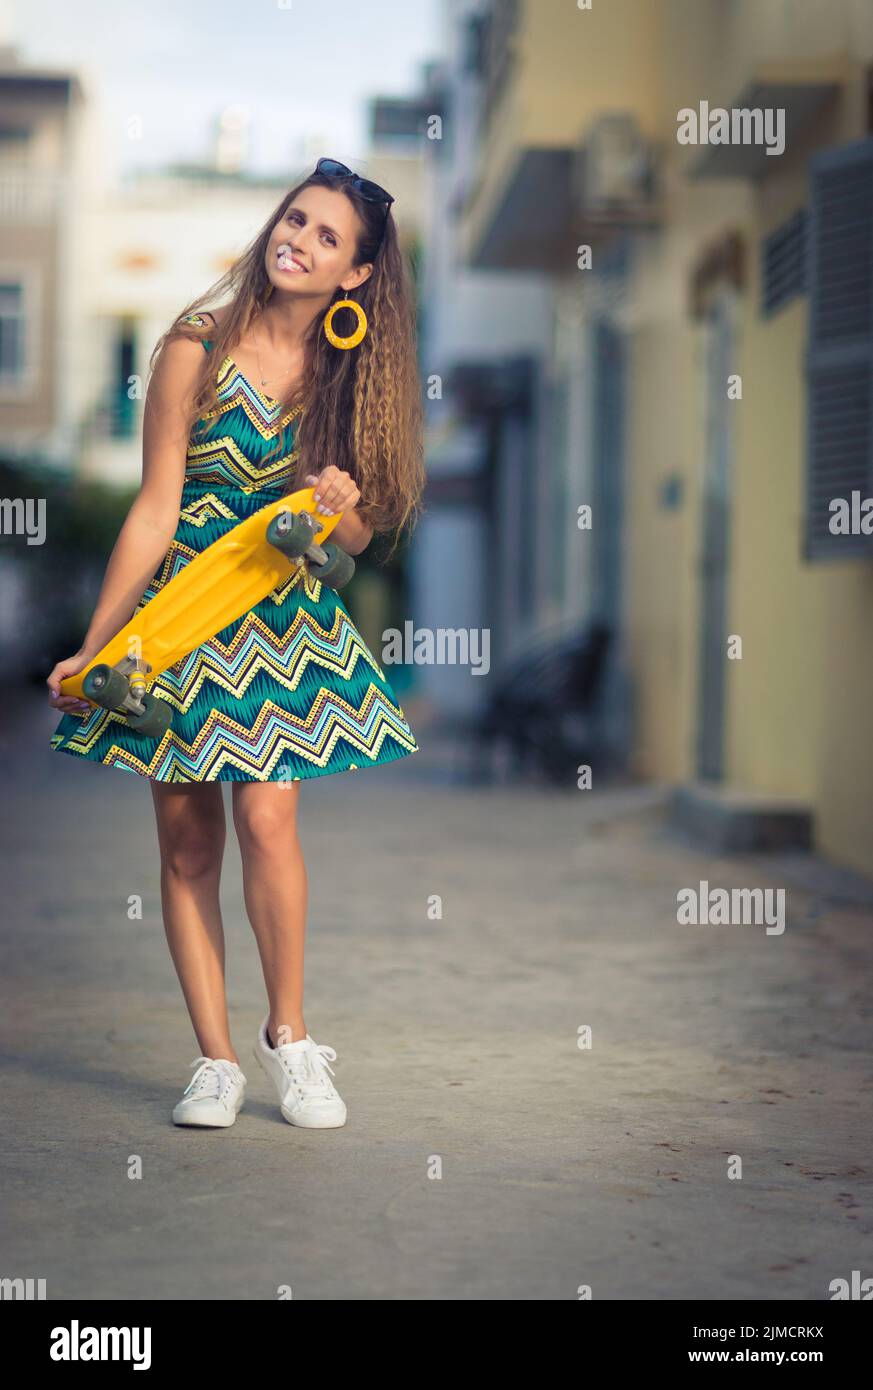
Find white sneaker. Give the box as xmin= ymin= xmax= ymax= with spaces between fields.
xmin=172 ymin=1056 xmax=247 ymax=1127
xmin=253 ymin=1015 xmax=347 ymax=1128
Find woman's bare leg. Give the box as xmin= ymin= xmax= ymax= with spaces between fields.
xmin=150 ymin=781 xmax=239 ymax=1063
xmin=231 ymin=782 xmax=307 ymax=1044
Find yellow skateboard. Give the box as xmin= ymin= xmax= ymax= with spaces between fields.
xmin=59 ymin=487 xmax=351 ymax=738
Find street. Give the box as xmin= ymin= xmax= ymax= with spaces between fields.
xmin=2 ymin=688 xmax=872 ymax=1300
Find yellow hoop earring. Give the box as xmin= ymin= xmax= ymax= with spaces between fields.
xmin=323 ymin=294 xmax=367 ymax=350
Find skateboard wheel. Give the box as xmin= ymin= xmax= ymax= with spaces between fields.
xmin=126 ymin=691 xmax=173 ymax=738
xmin=266 ymin=510 xmax=314 ymax=559
xmin=82 ymin=664 xmax=129 ymax=709
xmin=308 ymin=541 xmax=355 ymax=590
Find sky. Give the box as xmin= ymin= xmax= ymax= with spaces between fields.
xmin=2 ymin=0 xmax=443 ymax=179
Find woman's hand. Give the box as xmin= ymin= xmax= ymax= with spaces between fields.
xmin=46 ymin=651 xmax=95 ymax=716
xmin=306 ymin=468 xmax=360 ymax=517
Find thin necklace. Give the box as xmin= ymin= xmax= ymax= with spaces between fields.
xmin=254 ymin=327 xmax=299 ymax=387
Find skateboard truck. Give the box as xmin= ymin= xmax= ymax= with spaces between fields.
xmin=266 ymin=508 xmax=356 ymax=589
xmin=82 ymin=654 xmax=173 ymax=739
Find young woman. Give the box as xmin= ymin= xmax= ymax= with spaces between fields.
xmin=45 ymin=158 xmax=425 ymax=1130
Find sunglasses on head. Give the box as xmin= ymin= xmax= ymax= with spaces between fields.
xmin=315 ymin=158 xmax=395 ymax=218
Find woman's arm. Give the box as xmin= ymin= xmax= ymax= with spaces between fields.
xmin=75 ymin=334 xmax=206 ymax=658
xmin=330 ymin=509 xmax=374 ymax=556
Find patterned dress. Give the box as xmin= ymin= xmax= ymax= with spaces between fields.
xmin=49 ymin=314 xmax=419 ymax=782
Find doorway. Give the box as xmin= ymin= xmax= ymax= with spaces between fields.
xmin=696 ymin=287 xmax=737 ymax=780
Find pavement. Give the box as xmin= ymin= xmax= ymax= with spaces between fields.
xmin=2 ymin=686 xmax=872 ymax=1301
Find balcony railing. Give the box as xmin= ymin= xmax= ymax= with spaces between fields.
xmin=0 ymin=168 xmax=62 ymax=223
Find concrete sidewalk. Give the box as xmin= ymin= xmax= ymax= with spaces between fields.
xmin=3 ymin=688 xmax=872 ymax=1300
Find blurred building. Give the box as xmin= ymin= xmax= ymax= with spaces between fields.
xmin=0 ymin=44 xmax=90 ymax=466
xmin=415 ymin=1 xmax=553 ymax=721
xmin=420 ymin=0 xmax=873 ymax=876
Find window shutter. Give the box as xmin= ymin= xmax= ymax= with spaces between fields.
xmin=761 ymin=208 xmax=807 ymax=317
xmin=804 ymin=135 xmax=873 ymax=560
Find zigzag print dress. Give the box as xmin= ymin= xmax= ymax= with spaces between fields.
xmin=49 ymin=315 xmax=419 ymax=782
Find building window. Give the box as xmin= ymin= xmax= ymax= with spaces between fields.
xmin=0 ymin=281 xmax=26 ymax=381
xmin=0 ymin=124 xmax=32 ymax=160
xmin=761 ymin=208 xmax=807 ymax=317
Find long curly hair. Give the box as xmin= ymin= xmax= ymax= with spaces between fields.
xmin=148 ymin=164 xmax=426 ymax=562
